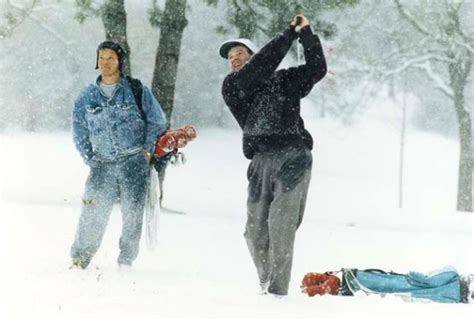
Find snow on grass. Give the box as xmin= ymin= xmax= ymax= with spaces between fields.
xmin=0 ymin=115 xmax=472 ymax=321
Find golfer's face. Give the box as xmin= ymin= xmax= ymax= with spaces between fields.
xmin=228 ymin=46 xmax=252 ymax=72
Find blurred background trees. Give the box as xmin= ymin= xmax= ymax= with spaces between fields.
xmin=0 ymin=0 xmax=472 ymax=211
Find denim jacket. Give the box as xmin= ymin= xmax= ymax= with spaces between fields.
xmin=73 ymin=76 xmax=166 ymax=167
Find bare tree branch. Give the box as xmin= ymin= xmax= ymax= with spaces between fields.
xmin=7 ymin=0 xmax=71 ymax=45
xmin=2 ymin=0 xmax=38 ymax=37
xmin=382 ymin=47 xmax=457 ymax=66
xmin=6 ymin=0 xmax=84 ymax=67
xmin=393 ymin=0 xmax=431 ymax=36
xmin=413 ymin=61 xmax=454 ymax=98
xmin=448 ymin=0 xmax=474 ymax=53
xmin=453 ymin=38 xmax=474 ymax=54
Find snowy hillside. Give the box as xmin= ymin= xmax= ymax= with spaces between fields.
xmin=0 ymin=113 xmax=472 ymax=321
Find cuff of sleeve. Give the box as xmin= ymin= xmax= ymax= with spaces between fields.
xmin=299 ymin=25 xmax=313 ymax=38
xmin=85 ymin=155 xmax=100 ymax=168
xmin=285 ymin=25 xmax=298 ymax=41
xmin=298 ymin=26 xmax=316 ymax=46
xmin=144 ymin=144 xmax=156 ymax=155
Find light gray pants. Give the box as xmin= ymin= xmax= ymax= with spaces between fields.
xmin=245 ymin=147 xmax=312 ymax=295
xmin=70 ymin=153 xmax=150 ymax=267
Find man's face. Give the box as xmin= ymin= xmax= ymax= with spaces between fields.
xmin=98 ymin=49 xmax=120 ymax=77
xmin=228 ymin=46 xmax=252 ymax=72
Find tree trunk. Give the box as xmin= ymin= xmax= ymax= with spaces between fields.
xmin=101 ymin=0 xmax=132 ymax=76
xmin=151 ymin=0 xmax=187 ymax=125
xmin=453 ymin=93 xmax=472 ymax=212
xmin=151 ymin=0 xmax=188 ymax=206
xmin=451 ymin=63 xmax=473 ymax=212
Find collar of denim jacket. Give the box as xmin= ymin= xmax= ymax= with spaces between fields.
xmin=95 ymin=73 xmax=126 ymax=88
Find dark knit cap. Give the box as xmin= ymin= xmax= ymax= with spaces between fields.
xmin=95 ymin=41 xmax=126 ymax=71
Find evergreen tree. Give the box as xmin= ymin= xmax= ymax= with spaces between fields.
xmin=204 ymin=0 xmax=358 ymax=40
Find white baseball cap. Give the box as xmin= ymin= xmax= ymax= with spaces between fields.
xmin=219 ymin=38 xmax=259 ymax=59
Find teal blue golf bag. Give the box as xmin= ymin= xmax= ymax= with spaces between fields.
xmin=340 ymin=266 xmax=471 ymax=303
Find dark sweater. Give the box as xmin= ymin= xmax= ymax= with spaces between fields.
xmin=222 ymin=26 xmax=327 ymax=159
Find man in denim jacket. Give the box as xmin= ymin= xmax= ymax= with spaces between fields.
xmin=70 ymin=41 xmax=166 ymax=269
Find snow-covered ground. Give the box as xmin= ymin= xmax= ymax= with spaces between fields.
xmin=0 ymin=111 xmax=472 ymax=321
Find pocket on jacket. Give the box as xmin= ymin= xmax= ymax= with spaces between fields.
xmin=117 ymin=102 xmax=141 ymax=117
xmin=84 ymin=105 xmax=105 ymax=132
xmin=116 ymin=102 xmax=143 ymax=124
xmin=85 ymin=105 xmax=103 ymax=114
xmin=117 ymin=102 xmax=135 ymax=111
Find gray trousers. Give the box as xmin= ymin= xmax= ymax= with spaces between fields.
xmin=245 ymin=147 xmax=312 ymax=295
xmin=70 ymin=152 xmax=150 ymax=266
